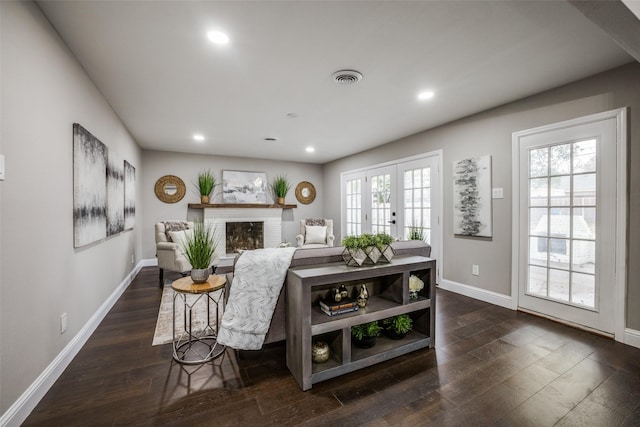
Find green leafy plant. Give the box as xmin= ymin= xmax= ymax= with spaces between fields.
xmin=270 ymin=174 xmax=291 ymax=199
xmin=342 ymin=233 xmax=394 ymax=250
xmin=195 ymin=169 xmax=217 ymax=197
xmin=351 ymin=321 xmax=382 ymax=340
xmin=181 ymin=220 xmax=218 ymax=269
xmin=382 ymin=314 xmax=413 ymax=335
xmin=407 ymin=225 xmax=425 ymax=241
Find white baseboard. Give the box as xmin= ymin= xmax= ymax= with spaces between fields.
xmin=438 ymin=278 xmax=513 ymax=309
xmin=624 ymin=328 xmax=640 ymax=349
xmin=0 ymin=261 xmax=146 ymax=427
xmin=141 ymin=258 xmax=158 ymax=267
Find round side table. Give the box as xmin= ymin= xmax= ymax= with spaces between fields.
xmin=172 ymin=275 xmax=226 ymax=364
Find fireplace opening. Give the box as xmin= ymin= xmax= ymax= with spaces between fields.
xmin=226 ymin=221 xmax=264 ymax=253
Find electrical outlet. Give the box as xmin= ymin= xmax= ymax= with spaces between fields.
xmin=60 ymin=313 xmax=68 ymax=334
xmin=472 ymin=264 xmax=479 ymax=276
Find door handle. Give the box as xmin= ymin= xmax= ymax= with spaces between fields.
xmin=388 ymin=220 xmax=396 ymax=224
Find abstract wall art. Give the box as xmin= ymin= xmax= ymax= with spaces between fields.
xmin=73 ymin=123 xmax=107 ymax=247
xmin=124 ymin=160 xmax=136 ymax=230
xmin=222 ymin=170 xmax=267 ymax=204
xmin=106 ymin=150 xmax=125 ymax=236
xmin=453 ymin=155 xmax=492 ymax=237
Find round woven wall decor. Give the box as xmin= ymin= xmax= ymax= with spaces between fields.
xmin=154 ymin=175 xmax=186 ymax=204
xmin=295 ymin=181 xmax=316 ymax=204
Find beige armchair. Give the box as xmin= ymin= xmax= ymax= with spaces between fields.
xmin=155 ymin=221 xmax=194 ymax=286
xmin=295 ymin=219 xmax=335 ymax=248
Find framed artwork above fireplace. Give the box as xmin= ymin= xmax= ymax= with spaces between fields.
xmin=222 ymin=170 xmax=267 ymax=204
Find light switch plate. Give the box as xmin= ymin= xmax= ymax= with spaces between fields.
xmin=0 ymin=154 xmax=5 ymax=181
xmin=492 ymin=187 xmax=503 ymax=199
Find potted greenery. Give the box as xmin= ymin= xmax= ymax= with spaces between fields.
xmin=351 ymin=321 xmax=382 ymax=349
xmin=196 ymin=169 xmax=217 ymax=204
xmin=382 ymin=314 xmax=413 ymax=340
xmin=270 ymin=174 xmax=291 ymax=205
xmin=342 ymin=233 xmax=395 ymax=266
xmin=181 ymin=220 xmax=217 ymax=283
xmin=407 ymin=225 xmax=425 ymax=241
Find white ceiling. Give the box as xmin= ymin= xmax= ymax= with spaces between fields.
xmin=38 ymin=1 xmax=635 ymax=164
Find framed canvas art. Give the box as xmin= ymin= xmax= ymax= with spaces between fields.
xmin=222 ymin=170 xmax=267 ymax=204
xmin=73 ymin=123 xmax=107 ymax=247
xmin=124 ymin=160 xmax=136 ymax=230
xmin=453 ymin=155 xmax=492 ymax=237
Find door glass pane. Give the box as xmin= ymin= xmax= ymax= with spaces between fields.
xmin=403 ymin=167 xmax=431 ymax=242
xmin=528 ymin=265 xmax=548 ymax=296
xmin=549 ymin=238 xmax=570 ymax=270
xmin=530 ymin=148 xmax=548 ymax=178
xmin=371 ymin=174 xmax=391 ymax=235
xmin=345 ymin=178 xmax=362 ymax=236
xmin=530 ymin=178 xmax=548 ymax=206
xmin=571 ymin=272 xmax=595 ymax=307
xmin=550 ymin=176 xmax=570 ymax=206
xmin=573 ymin=207 xmax=595 ymax=240
xmin=573 ymin=139 xmax=596 ymax=173
xmin=572 ymin=240 xmax=595 ymax=274
xmin=573 ymin=173 xmax=596 ymax=206
xmin=550 ymin=144 xmax=571 ymax=175
xmin=530 ymin=208 xmax=547 ymax=236
xmin=549 ymin=208 xmax=570 ymax=237
xmin=529 ymin=237 xmax=547 ymax=267
xmin=549 ymin=269 xmax=570 ymax=302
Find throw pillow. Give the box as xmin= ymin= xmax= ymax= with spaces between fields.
xmin=163 ymin=221 xmax=189 ymax=240
xmin=168 ymin=229 xmax=193 ymax=254
xmin=305 ymin=225 xmax=327 ymax=245
xmin=305 ymin=218 xmax=326 ymax=227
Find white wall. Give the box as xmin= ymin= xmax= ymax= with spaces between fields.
xmin=323 ymin=62 xmax=640 ymax=327
xmin=0 ymin=1 xmax=142 ymax=415
xmin=141 ymin=149 xmax=324 ymax=260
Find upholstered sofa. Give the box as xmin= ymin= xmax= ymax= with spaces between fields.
xmin=216 ymin=240 xmax=432 ymax=345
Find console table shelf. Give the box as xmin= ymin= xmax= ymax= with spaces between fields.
xmin=286 ymin=255 xmax=436 ymax=390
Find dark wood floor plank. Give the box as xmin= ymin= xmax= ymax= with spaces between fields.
xmin=21 ymin=267 xmax=640 ymax=426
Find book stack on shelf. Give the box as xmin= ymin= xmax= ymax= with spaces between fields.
xmin=319 ymin=297 xmax=359 ymax=317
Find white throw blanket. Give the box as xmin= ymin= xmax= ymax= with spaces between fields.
xmin=217 ymin=247 xmax=296 ymax=350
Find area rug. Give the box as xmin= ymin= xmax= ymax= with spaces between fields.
xmin=152 ymin=281 xmax=225 ymax=346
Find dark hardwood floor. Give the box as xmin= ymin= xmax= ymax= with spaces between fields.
xmin=23 ymin=267 xmax=640 ymax=426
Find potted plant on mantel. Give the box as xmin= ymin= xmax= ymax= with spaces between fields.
xmin=196 ymin=169 xmax=217 ymax=204
xmin=342 ymin=233 xmax=395 ymax=267
xmin=181 ymin=220 xmax=217 ymax=283
xmin=270 ymin=174 xmax=291 ymax=205
xmin=351 ymin=321 xmax=382 ymax=349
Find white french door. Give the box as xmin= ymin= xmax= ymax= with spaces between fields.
xmin=342 ymin=152 xmax=442 ymax=281
xmin=513 ymin=109 xmax=626 ymax=336
xmin=397 ymin=156 xmax=440 ymax=267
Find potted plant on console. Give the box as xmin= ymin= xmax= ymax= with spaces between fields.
xmin=196 ymin=169 xmax=217 ymax=204
xmin=270 ymin=174 xmax=291 ymax=205
xmin=351 ymin=321 xmax=382 ymax=349
xmin=342 ymin=233 xmax=395 ymax=267
xmin=181 ymin=220 xmax=217 ymax=284
xmin=381 ymin=314 xmax=413 ymax=340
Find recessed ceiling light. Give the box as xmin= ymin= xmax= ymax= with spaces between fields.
xmin=193 ymin=134 xmax=205 ymax=142
xmin=418 ymin=91 xmax=435 ymax=101
xmin=306 ymin=146 xmax=315 ymax=153
xmin=207 ymin=31 xmax=229 ymax=45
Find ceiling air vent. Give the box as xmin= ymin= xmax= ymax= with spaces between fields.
xmin=332 ymin=70 xmax=363 ymax=85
